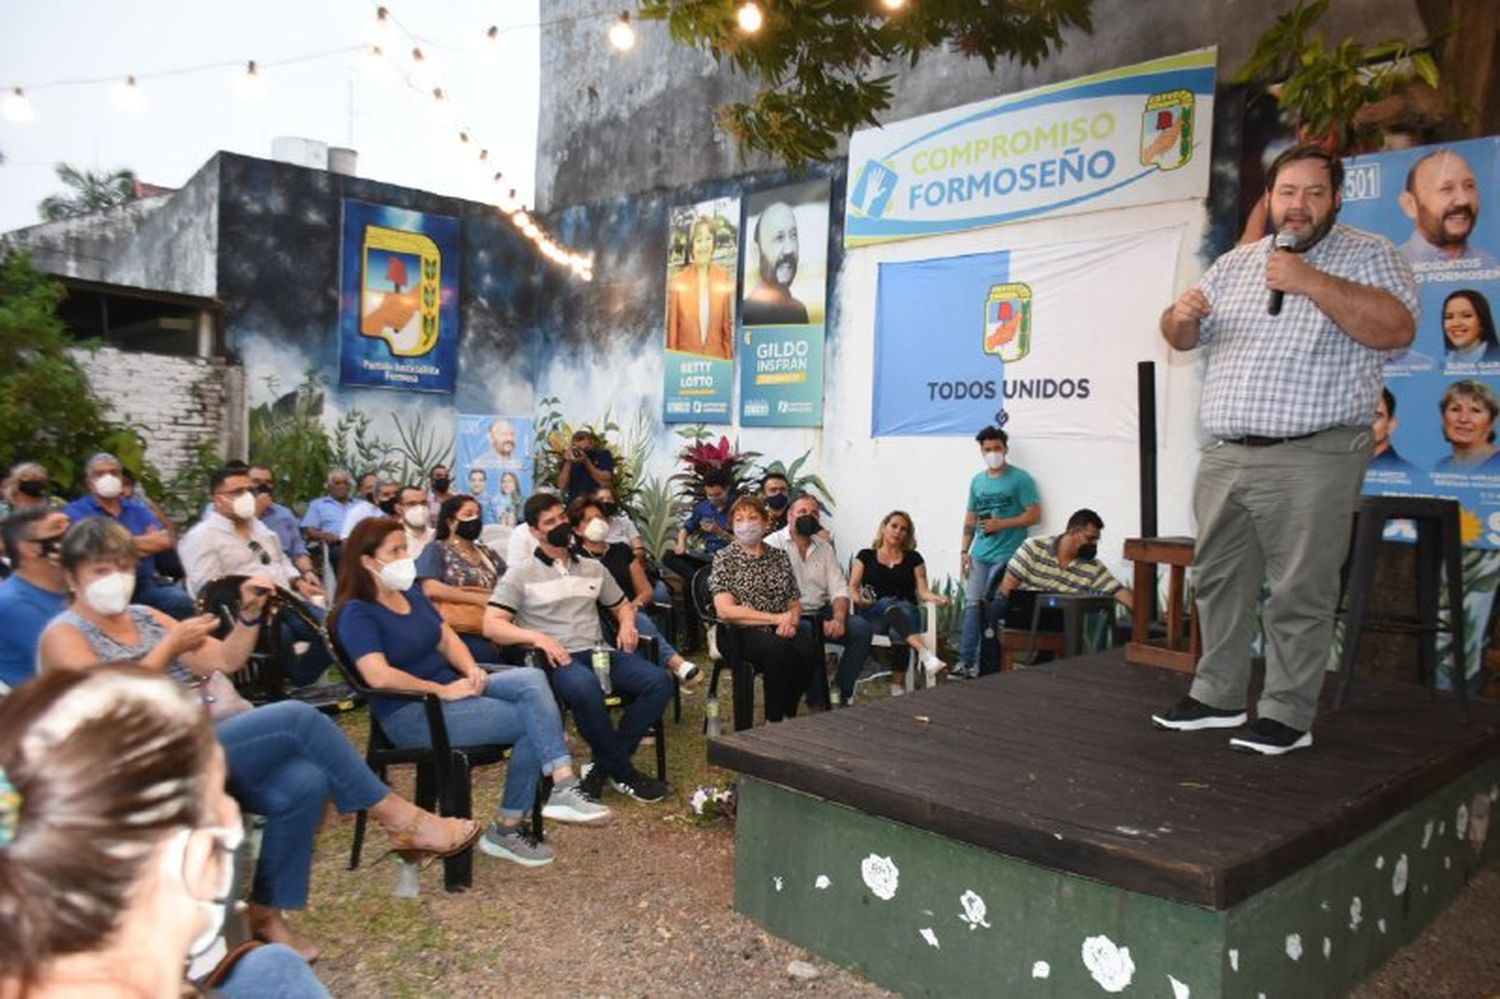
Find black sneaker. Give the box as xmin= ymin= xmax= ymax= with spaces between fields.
xmin=578 ymin=762 xmax=608 ymax=802
xmin=610 ymin=767 xmax=670 ymax=803
xmin=1150 ymin=695 xmax=1248 ymax=731
xmin=1229 ymin=718 xmax=1312 ymax=756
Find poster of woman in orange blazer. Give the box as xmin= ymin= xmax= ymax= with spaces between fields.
xmin=666 ymin=217 xmax=736 ymax=360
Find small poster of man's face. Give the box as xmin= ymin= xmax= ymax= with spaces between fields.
xmin=742 ymin=179 xmax=830 ymax=327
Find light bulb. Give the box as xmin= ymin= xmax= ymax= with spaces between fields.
xmin=736 ymin=2 xmax=764 ymax=34
xmin=477 ymin=25 xmax=499 ymax=60
xmin=113 ymin=75 xmax=145 ymax=114
xmin=879 ymin=0 xmax=906 ymax=9
xmin=235 ymin=60 xmax=266 ymax=103
xmin=2 ymin=87 xmax=35 ymax=123
xmin=372 ymin=5 xmax=392 ymax=46
xmin=608 ymin=12 xmax=635 ymax=51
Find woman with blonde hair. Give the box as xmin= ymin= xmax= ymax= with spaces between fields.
xmin=849 ymin=510 xmax=949 ymax=696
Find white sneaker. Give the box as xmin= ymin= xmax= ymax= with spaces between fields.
xmin=674 ymin=660 xmax=701 ymax=684
xmin=923 ymin=654 xmax=947 ymax=683
xmin=542 ymin=781 xmax=611 ymax=824
xmin=888 ymin=684 xmax=906 ymax=697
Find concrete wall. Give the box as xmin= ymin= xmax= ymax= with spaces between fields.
xmin=537 ymin=0 xmax=1424 ymax=211
xmin=70 ymin=345 xmax=244 ymax=479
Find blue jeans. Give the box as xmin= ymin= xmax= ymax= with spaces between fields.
xmin=134 ymin=576 xmax=196 ymax=620
xmin=279 ymin=603 xmax=332 ymax=686
xmin=959 ymin=556 xmax=1007 ymax=666
xmin=457 ymin=632 xmax=506 ymax=665
xmin=799 ymin=606 xmax=873 ymax=705
xmin=218 ymin=943 xmax=330 ymax=998
xmin=548 ymin=650 xmax=672 ymax=781
xmin=379 ymin=669 xmax=570 ymax=820
xmin=603 ymin=611 xmax=681 ymax=668
xmin=217 ymin=701 xmax=389 ymax=909
xmin=859 ymin=597 xmax=921 ymax=643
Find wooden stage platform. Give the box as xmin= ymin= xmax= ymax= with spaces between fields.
xmin=710 ymin=651 xmax=1500 ymax=997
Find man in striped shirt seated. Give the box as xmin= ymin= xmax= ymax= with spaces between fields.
xmin=996 ymin=508 xmax=1134 ymax=610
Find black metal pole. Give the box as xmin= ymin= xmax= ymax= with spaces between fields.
xmin=1138 ymin=360 xmax=1158 ymax=539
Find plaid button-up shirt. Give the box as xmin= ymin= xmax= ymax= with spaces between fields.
xmin=1196 ymin=224 xmax=1418 ymax=439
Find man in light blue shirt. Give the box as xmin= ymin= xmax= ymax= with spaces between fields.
xmin=300 ymin=468 xmax=355 ymax=572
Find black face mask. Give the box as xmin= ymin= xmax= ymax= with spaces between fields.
xmin=16 ymin=479 xmax=48 ymax=498
xmin=431 ymin=476 xmax=451 ymax=493
xmin=545 ymin=523 xmax=574 ymax=548
xmin=794 ymin=514 xmax=820 ymax=537
xmin=454 ymin=518 xmax=483 ymax=541
xmin=766 ymin=493 xmax=789 ymax=512
xmin=378 ymin=498 xmax=398 ymax=515
xmin=1076 ymin=543 xmax=1098 ymax=561
xmin=600 ymin=502 xmax=619 ymax=517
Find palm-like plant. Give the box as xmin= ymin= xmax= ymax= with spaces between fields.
xmin=37 ymin=163 xmax=139 ymax=221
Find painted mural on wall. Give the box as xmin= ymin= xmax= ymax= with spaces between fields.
xmin=740 ymin=179 xmax=830 ymax=427
xmin=1334 ymin=138 xmax=1500 ymax=549
xmin=338 ymin=198 xmax=462 ymax=394
xmin=663 ymin=196 xmax=740 ymax=424
xmin=456 ymin=413 xmax=532 ymax=527
xmin=844 ymin=49 xmax=1217 ymax=247
xmin=871 ymin=228 xmax=1179 ymax=438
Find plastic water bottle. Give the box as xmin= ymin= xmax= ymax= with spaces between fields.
xmin=705 ymin=695 xmax=722 ymax=738
xmin=591 ymin=644 xmax=612 ymax=694
xmin=393 ymin=859 xmax=420 ymax=898
xmin=829 ymin=687 xmax=843 ymax=708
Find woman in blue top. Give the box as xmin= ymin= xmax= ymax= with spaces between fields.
xmin=333 ymin=518 xmax=609 ymax=869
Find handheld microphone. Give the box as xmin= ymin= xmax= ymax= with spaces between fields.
xmin=1268 ymin=230 xmax=1299 ymax=316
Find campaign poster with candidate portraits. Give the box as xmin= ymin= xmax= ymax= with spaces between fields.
xmin=1339 ymin=137 xmax=1500 ymax=548
xmin=455 ymin=413 xmax=533 ymax=527
xmin=739 ymin=179 xmax=830 ymax=427
xmin=338 ymin=199 xmax=461 ymax=394
xmin=662 ymin=197 xmax=740 ymax=424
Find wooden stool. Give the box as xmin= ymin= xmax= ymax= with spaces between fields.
xmin=1124 ymin=536 xmax=1200 ymax=674
xmin=1335 ymin=495 xmax=1466 ymax=716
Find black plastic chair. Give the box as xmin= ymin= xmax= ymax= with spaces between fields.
xmin=692 ymin=565 xmax=763 ymax=732
xmin=323 ymin=604 xmax=542 ymax=893
xmin=196 ymin=575 xmax=358 ymax=714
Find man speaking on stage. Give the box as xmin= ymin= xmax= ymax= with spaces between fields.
xmin=1150 ymin=145 xmax=1418 ymax=755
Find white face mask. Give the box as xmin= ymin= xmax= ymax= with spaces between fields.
xmin=230 ymin=492 xmax=257 ymax=521
xmin=162 ymin=824 xmax=245 ymax=959
xmin=584 ymin=517 xmax=610 ymax=543
xmin=376 ymin=557 xmax=417 ymax=591
xmin=983 ymin=451 xmax=1007 ymax=471
xmin=93 ymin=473 xmax=123 ymax=499
xmin=83 ymin=571 xmax=135 ymax=615
xmin=403 ymin=505 xmax=430 ymax=530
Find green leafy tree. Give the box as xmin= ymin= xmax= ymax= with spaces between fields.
xmin=640 ymin=0 xmax=1094 ymax=167
xmin=37 ymin=163 xmax=139 ymax=221
xmin=0 ymin=252 xmax=154 ymax=496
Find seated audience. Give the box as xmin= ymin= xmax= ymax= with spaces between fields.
xmin=416 ymin=494 xmax=508 ymax=664
xmin=758 ymin=471 xmax=791 ymax=533
xmin=250 ymin=463 xmax=317 ymax=581
xmin=37 ymin=517 xmax=479 ymax=961
xmin=178 ymin=466 xmax=330 ymax=687
xmin=557 ymin=428 xmax=615 ymax=504
xmin=427 ymin=464 xmax=454 ymax=520
xmin=997 ymin=508 xmax=1133 ymax=609
xmin=849 ymin=510 xmax=949 ymax=696
xmin=340 ymin=477 xmax=399 ymax=539
xmin=395 ymin=485 xmax=435 ymax=559
xmin=300 ymin=468 xmax=355 ymax=573
xmin=484 ymin=494 xmax=673 ymax=805
xmin=767 ymin=494 xmax=872 ymax=707
xmin=335 ymin=517 xmax=609 ymax=867
xmin=62 ymin=451 xmax=194 ymax=619
xmin=0 ymin=666 xmax=330 ymax=998
xmin=0 ymin=461 xmax=64 ymax=520
xmin=0 ymin=508 xmax=70 ymax=691
xmin=708 ymin=496 xmax=820 ymax=722
xmin=568 ymin=496 xmax=699 ymax=685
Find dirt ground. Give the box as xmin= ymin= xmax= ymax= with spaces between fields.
xmin=291 ymin=684 xmax=1500 ymax=998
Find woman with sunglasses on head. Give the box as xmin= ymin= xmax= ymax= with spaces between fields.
xmin=37 ymin=516 xmax=481 ymax=963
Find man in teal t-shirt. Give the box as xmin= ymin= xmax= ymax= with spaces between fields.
xmin=956 ymin=426 xmax=1041 ymax=677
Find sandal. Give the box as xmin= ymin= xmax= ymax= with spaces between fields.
xmin=378 ymin=812 xmax=483 ymax=869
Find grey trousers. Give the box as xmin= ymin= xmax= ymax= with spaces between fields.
xmin=1188 ymin=425 xmax=1371 ymax=731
